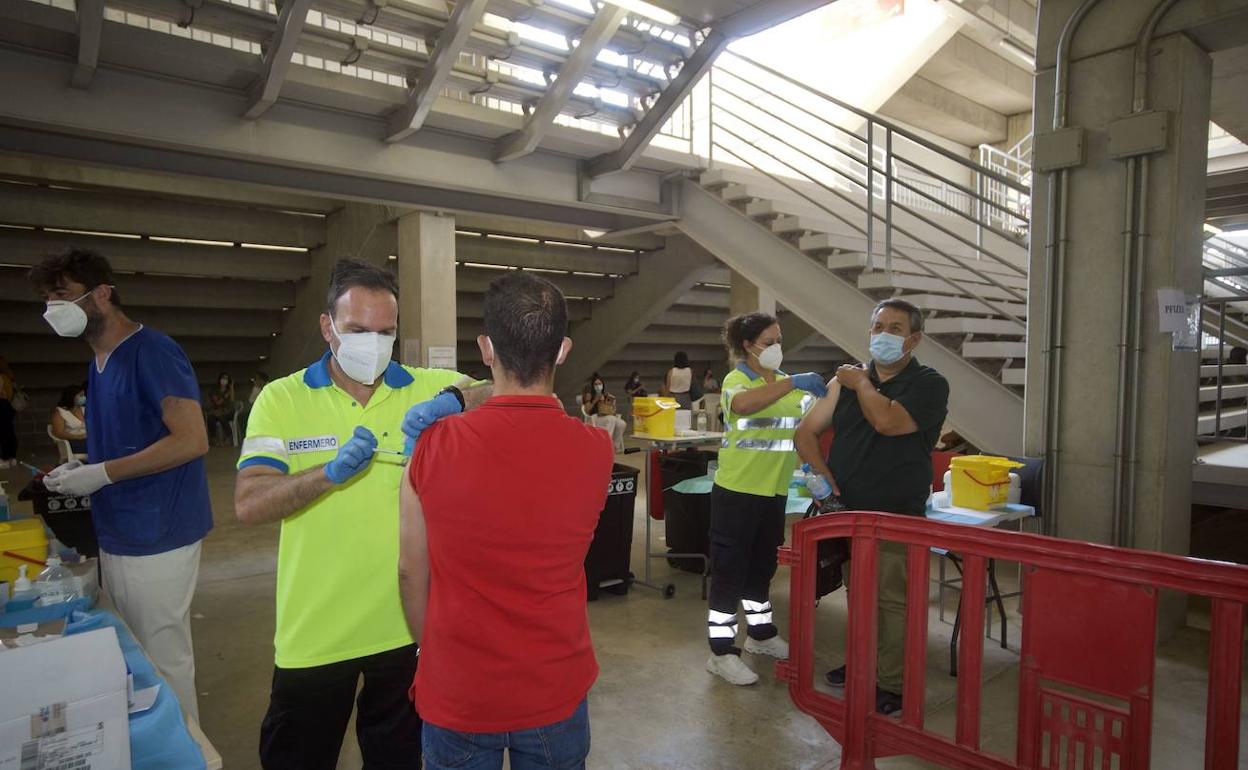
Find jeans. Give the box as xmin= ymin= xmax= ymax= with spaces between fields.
xmin=259 ymin=644 xmax=422 ymax=770
xmin=422 ymin=699 xmax=590 ymax=770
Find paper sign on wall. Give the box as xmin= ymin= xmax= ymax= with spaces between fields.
xmin=1156 ymin=288 xmax=1188 ymax=333
xmin=427 ymin=346 xmax=457 ymax=370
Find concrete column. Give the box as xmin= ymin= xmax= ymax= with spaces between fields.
xmin=728 ymin=268 xmax=775 ymax=318
xmin=270 ymin=203 xmax=393 ymax=376
xmin=397 ymin=211 xmax=457 ymax=370
xmin=1026 ymin=6 xmax=1210 ymax=576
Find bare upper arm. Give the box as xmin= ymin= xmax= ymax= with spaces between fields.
xmin=161 ymin=396 xmax=209 ymax=452
xmin=398 ymin=471 xmax=428 ymax=571
xmin=797 ymin=387 xmax=840 ymax=436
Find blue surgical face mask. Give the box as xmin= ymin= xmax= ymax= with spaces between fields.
xmin=869 ymin=332 xmax=907 ymax=365
xmin=74 ymin=394 xmax=87 ymax=407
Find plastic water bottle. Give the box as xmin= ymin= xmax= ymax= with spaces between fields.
xmin=34 ymin=556 xmax=77 ymax=606
xmin=696 ymin=411 xmax=708 ymax=433
xmin=805 ymin=472 xmax=834 ymax=501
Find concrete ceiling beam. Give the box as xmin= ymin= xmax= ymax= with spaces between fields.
xmin=454 ymin=234 xmax=640 ymax=275
xmin=879 ymin=75 xmax=1008 ymax=147
xmin=0 ymin=266 xmax=295 ymax=310
xmin=0 ymin=302 xmax=284 ymax=337
xmin=652 ymin=308 xmax=727 ymax=328
xmin=0 ymin=183 xmax=327 ymax=248
xmin=70 ymin=0 xmax=103 ymax=88
xmin=0 ymin=229 xmax=311 ymax=282
xmin=494 ymin=5 xmax=628 ymax=163
xmin=918 ymin=32 xmax=1034 ymax=116
xmin=455 ymin=265 xmax=615 ymax=298
xmin=385 ymin=0 xmax=490 ymax=143
xmin=456 ymin=293 xmax=593 ymax=322
xmin=243 ymin=0 xmax=315 ymax=119
xmin=3 ymin=333 xmax=272 ymax=364
xmin=0 ymin=154 xmax=336 ymax=214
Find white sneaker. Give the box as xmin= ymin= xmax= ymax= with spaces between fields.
xmin=706 ymin=653 xmax=759 ymax=686
xmin=744 ymin=636 xmax=790 ymax=660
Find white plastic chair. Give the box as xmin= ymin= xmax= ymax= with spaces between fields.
xmin=229 ymin=401 xmax=245 ymax=446
xmin=47 ymin=425 xmax=87 ymax=464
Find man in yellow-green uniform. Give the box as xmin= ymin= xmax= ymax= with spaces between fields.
xmin=234 ymin=259 xmax=490 ymax=770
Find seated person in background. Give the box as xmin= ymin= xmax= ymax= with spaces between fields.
xmin=205 ymin=372 xmax=236 ymax=446
xmin=582 ymin=372 xmax=626 ymax=452
xmin=399 ymin=272 xmax=613 ymax=769
xmin=51 ymin=383 xmax=88 ymax=455
xmin=702 ymin=368 xmax=721 ymax=395
xmin=623 ymin=371 xmax=646 ymax=399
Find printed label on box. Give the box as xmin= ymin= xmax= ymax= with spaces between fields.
xmin=17 ymin=721 xmax=105 ymax=770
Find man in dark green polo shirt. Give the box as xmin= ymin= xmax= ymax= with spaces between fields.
xmin=798 ymin=298 xmax=949 ymax=715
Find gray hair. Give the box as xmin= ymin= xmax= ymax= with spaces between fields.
xmin=872 ymin=298 xmax=924 ymax=334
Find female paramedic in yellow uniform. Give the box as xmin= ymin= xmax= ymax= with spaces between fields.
xmin=705 ymin=312 xmax=830 ymax=686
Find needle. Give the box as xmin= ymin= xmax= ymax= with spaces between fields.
xmin=373 ymin=448 xmax=406 ymax=456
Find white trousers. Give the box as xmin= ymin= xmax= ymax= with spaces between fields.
xmin=589 ymin=414 xmax=626 ymax=451
xmin=101 ymin=540 xmax=203 ymax=722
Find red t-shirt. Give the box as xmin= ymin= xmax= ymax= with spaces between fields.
xmin=408 ymin=395 xmax=615 ymax=732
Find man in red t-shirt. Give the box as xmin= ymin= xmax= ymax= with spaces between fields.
xmin=398 ymin=272 xmax=614 ymax=770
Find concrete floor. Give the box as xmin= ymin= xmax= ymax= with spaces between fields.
xmin=4 ymin=445 xmax=1246 ymax=769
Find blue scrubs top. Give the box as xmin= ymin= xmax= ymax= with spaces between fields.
xmin=86 ymin=326 xmax=213 ymax=556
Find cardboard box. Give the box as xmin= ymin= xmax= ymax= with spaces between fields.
xmin=0 ymin=627 xmax=131 ymax=769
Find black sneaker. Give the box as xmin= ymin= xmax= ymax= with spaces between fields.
xmin=876 ymin=688 xmax=902 ymax=717
xmin=824 ymin=665 xmax=846 ymax=687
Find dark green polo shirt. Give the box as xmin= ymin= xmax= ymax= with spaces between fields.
xmin=827 ymin=357 xmax=950 ymax=516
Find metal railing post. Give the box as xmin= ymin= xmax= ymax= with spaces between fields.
xmin=885 ymin=128 xmax=893 ymax=274
xmin=1216 ymin=304 xmax=1226 ymax=436
xmin=866 ymin=120 xmax=875 ymax=270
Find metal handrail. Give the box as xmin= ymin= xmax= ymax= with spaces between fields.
xmin=712 ymin=64 xmax=1028 ymax=225
xmin=711 ymin=120 xmax=1028 ymax=326
xmin=709 ymin=90 xmax=1030 ymax=313
xmin=718 ymin=50 xmax=1030 ymax=197
xmin=710 ymin=83 xmax=1031 ymax=275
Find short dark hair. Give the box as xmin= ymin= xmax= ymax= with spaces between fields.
xmin=326 ymin=258 xmax=399 ymax=315
xmin=723 ymin=312 xmax=778 ymax=360
xmin=28 ymin=249 xmax=122 ymax=306
xmin=872 ymin=298 xmax=924 ymax=334
xmin=674 ymin=351 xmax=690 ymax=368
xmin=483 ymin=272 xmax=568 ymax=387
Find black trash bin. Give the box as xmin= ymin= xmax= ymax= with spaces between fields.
xmin=17 ymin=479 xmax=99 ymax=557
xmin=661 ymin=450 xmax=717 ymax=572
xmin=584 ymin=463 xmax=639 ymax=600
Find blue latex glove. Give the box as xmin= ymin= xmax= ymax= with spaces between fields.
xmin=790 ymin=372 xmax=829 ymax=398
xmin=324 ymin=426 xmax=378 ymax=484
xmin=401 ymin=391 xmax=462 ymax=455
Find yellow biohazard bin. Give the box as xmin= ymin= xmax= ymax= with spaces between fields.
xmin=0 ymin=518 xmax=49 ymax=589
xmin=949 ymin=455 xmax=1023 ymax=511
xmin=632 ymin=397 xmax=679 ymax=438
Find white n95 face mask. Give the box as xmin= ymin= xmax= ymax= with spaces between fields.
xmin=755 ymin=343 xmax=783 ymax=371
xmin=331 ymin=318 xmax=395 ymax=385
xmin=43 ymin=292 xmax=92 ymax=338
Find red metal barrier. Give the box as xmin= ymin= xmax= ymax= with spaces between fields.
xmin=776 ymin=513 xmax=1248 ymax=770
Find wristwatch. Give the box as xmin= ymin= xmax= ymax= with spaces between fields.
xmin=438 ymin=385 xmax=466 ymax=412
